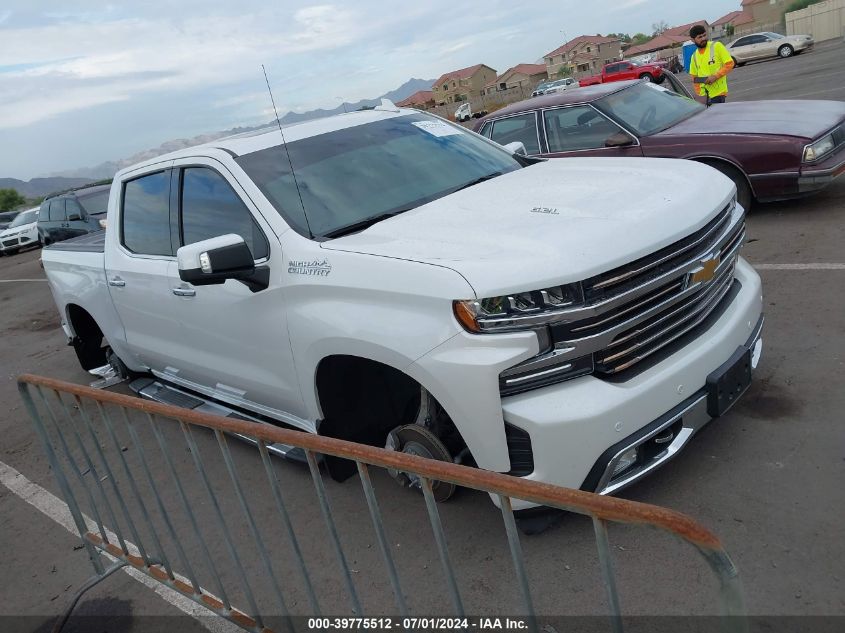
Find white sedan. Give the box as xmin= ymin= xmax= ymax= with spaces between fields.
xmin=727 ymin=32 xmax=814 ymax=65
xmin=0 ymin=207 xmax=41 ymax=255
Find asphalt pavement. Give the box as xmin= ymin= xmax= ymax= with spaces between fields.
xmin=0 ymin=38 xmax=843 ymax=631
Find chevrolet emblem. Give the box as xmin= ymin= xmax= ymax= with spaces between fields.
xmin=690 ymin=256 xmax=720 ymax=285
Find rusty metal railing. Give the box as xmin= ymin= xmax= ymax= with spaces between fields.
xmin=18 ymin=374 xmax=747 ymax=633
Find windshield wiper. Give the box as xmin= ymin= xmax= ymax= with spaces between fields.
xmin=321 ymin=208 xmax=418 ymax=239
xmin=453 ymin=171 xmax=504 ymax=192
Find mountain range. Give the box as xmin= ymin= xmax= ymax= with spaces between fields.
xmin=8 ymin=77 xmax=435 ymax=190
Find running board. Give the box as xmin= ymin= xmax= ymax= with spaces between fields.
xmin=128 ymin=377 xmax=310 ymax=463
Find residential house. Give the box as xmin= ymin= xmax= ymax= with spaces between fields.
xmin=624 ymin=20 xmax=709 ymax=59
xmin=710 ymin=10 xmax=754 ymax=39
xmin=431 ymin=64 xmax=497 ymax=105
xmin=740 ymin=0 xmax=792 ymax=32
xmin=486 ymin=63 xmax=548 ymax=94
xmin=543 ymin=35 xmax=623 ymax=79
xmin=396 ymin=90 xmax=435 ymax=110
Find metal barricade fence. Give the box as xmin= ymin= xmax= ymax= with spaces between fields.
xmin=18 ymin=374 xmax=747 ymax=633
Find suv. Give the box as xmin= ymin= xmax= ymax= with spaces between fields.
xmin=37 ymin=183 xmax=110 ymax=245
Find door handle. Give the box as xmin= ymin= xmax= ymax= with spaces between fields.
xmin=172 ymin=287 xmax=196 ymax=297
xmin=108 ymin=276 xmax=126 ymax=287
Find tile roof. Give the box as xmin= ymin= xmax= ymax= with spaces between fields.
xmin=432 ymin=64 xmax=493 ymax=87
xmin=396 ymin=90 xmax=434 ymax=107
xmin=624 ymin=33 xmax=689 ymax=57
xmin=496 ymin=63 xmax=547 ymax=82
xmin=544 ymin=35 xmax=620 ymax=59
xmin=664 ymin=20 xmax=709 ymax=36
xmin=712 ymin=10 xmax=745 ymax=26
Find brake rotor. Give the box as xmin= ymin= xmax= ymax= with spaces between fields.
xmin=386 ymin=425 xmax=456 ymax=502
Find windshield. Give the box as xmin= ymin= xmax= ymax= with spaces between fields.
xmin=236 ymin=113 xmax=523 ymax=239
xmin=594 ymin=82 xmax=704 ymax=136
xmin=8 ymin=209 xmax=38 ymax=227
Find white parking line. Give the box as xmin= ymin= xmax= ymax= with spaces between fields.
xmin=0 ymin=279 xmax=48 ymax=282
xmin=755 ymin=263 xmax=845 ymax=270
xmin=0 ymin=459 xmax=239 ymax=633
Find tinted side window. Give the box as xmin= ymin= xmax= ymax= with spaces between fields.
xmin=490 ymin=114 xmax=540 ymax=154
xmin=38 ymin=204 xmax=50 ymax=221
xmin=733 ymin=37 xmax=750 ymax=47
xmin=48 ymin=199 xmax=66 ymax=221
xmin=180 ymin=167 xmax=269 ymax=260
xmin=65 ymin=199 xmax=84 ymax=220
xmin=544 ymin=107 xmax=621 ymax=152
xmin=78 ymin=190 xmax=110 ymax=215
xmin=479 ymin=122 xmax=492 ymax=138
xmin=122 ymin=171 xmax=172 ymax=256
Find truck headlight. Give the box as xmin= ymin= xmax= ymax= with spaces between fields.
xmin=453 ymin=282 xmax=584 ymax=333
xmin=803 ymin=134 xmax=835 ymax=162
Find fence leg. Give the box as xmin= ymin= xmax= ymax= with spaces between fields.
xmin=592 ymin=517 xmax=623 ymax=633
xmin=51 ymin=559 xmax=131 ymax=633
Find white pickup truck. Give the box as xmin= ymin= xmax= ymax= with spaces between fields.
xmin=41 ymin=105 xmax=763 ymax=508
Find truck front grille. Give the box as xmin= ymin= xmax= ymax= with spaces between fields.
xmin=499 ymin=202 xmax=745 ymax=395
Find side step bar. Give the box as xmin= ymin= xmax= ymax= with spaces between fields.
xmin=128 ymin=377 xmax=310 ymax=463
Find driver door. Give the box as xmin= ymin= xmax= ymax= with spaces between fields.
xmin=539 ymin=105 xmax=643 ymax=158
xmin=161 ymin=157 xmax=306 ymax=422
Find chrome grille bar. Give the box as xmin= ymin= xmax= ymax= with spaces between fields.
xmin=586 ymin=203 xmax=732 ymax=295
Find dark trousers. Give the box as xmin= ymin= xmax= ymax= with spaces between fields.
xmin=707 ymin=95 xmax=727 ymax=106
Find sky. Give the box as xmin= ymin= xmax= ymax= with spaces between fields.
xmin=0 ymin=0 xmax=741 ymax=180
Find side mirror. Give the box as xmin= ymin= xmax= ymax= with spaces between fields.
xmin=503 ymin=141 xmax=527 ymax=156
xmin=605 ymin=131 xmax=636 ymax=148
xmin=177 ymin=234 xmax=269 ymax=292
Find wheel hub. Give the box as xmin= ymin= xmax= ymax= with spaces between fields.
xmin=385 ymin=425 xmax=456 ymax=502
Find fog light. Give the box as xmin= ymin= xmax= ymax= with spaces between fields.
xmin=611 ymin=447 xmax=638 ymax=478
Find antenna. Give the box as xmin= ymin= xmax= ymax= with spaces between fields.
xmin=262 ymin=64 xmax=313 ymax=238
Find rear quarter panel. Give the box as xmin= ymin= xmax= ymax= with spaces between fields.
xmin=41 ymin=249 xmax=131 ymax=368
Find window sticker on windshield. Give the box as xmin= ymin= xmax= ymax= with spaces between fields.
xmin=644 ymin=83 xmax=670 ymax=93
xmin=412 ymin=121 xmax=463 ymax=137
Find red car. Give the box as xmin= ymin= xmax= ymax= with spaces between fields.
xmin=474 ymin=75 xmax=845 ymax=210
xmin=579 ymin=61 xmax=664 ymax=87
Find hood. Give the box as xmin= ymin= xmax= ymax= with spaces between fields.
xmin=659 ymin=100 xmax=845 ymax=139
xmin=321 ymin=158 xmax=734 ymax=298
xmin=0 ymin=221 xmax=36 ymax=238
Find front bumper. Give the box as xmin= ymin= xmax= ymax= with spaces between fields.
xmin=0 ymin=231 xmax=38 ymax=252
xmin=500 ymin=257 xmax=762 ymax=508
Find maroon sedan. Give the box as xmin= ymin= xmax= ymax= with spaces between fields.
xmin=473 ymin=76 xmax=845 ymax=210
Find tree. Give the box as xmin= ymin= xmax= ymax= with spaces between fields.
xmin=0 ymin=188 xmax=26 ymax=212
xmin=608 ymin=32 xmax=632 ymax=43
xmin=632 ymin=33 xmax=650 ymax=45
xmin=556 ymin=66 xmax=572 ymax=78
xmin=652 ymin=20 xmax=670 ymax=36
xmin=786 ymin=0 xmax=823 ymax=12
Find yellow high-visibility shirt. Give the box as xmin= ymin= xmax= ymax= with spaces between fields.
xmin=689 ymin=41 xmax=734 ymax=97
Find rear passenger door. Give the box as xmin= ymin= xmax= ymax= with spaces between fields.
xmin=104 ymin=166 xmax=179 ymax=373
xmin=486 ymin=112 xmax=541 ymax=155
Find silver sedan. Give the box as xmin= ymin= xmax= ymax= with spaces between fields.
xmin=727 ymin=32 xmax=814 ymax=65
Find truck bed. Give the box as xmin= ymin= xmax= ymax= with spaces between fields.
xmin=43 ymin=231 xmax=105 ymax=253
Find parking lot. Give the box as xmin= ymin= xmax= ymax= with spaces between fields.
xmin=1 ymin=39 xmax=843 ymax=630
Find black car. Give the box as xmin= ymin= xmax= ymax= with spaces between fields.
xmin=0 ymin=210 xmax=20 ymax=231
xmin=37 ymin=183 xmax=110 ymax=245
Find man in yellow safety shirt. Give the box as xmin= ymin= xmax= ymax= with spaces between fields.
xmin=688 ymin=24 xmax=735 ymax=105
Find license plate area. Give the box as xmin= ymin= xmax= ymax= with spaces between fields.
xmin=706 ymin=346 xmax=752 ymax=417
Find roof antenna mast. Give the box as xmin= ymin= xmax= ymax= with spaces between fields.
xmin=261 ymin=64 xmax=313 ymax=237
